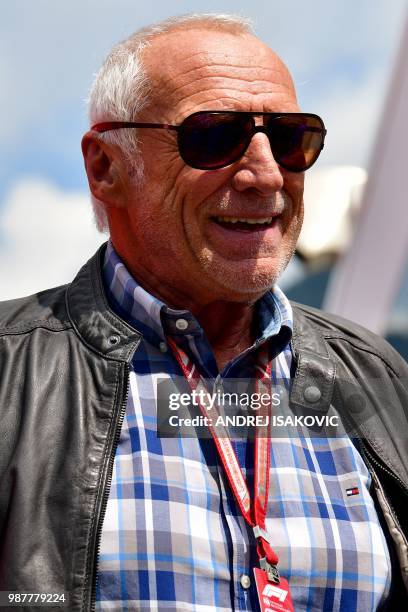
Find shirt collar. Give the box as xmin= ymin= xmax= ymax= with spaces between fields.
xmin=102 ymin=240 xmax=293 ymax=349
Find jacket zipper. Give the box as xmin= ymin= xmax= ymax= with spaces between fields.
xmin=90 ymin=362 xmax=130 ymax=611
xmin=83 ymin=366 xmax=408 ymax=607
xmin=359 ymin=439 xmax=408 ymax=498
xmin=359 ymin=439 xmax=408 ymax=598
xmin=358 ymin=438 xmax=408 ymax=530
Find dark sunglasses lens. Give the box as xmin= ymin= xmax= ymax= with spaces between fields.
xmin=178 ymin=113 xmax=252 ymax=169
xmin=266 ymin=115 xmax=325 ymax=171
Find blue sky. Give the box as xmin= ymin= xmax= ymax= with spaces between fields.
xmin=0 ymin=0 xmax=407 ymax=299
xmin=2 ymin=0 xmax=407 ymax=196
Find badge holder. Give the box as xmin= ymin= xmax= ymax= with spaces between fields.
xmin=253 ymin=526 xmax=294 ymax=612
xmin=168 ymin=340 xmax=295 ymax=611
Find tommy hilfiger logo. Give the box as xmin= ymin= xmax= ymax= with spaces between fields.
xmin=346 ymin=486 xmax=360 ymax=496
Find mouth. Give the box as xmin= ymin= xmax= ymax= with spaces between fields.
xmin=211 ymin=215 xmax=278 ymax=232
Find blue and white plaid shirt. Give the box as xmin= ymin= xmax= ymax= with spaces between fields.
xmin=96 ymin=241 xmax=391 ymax=611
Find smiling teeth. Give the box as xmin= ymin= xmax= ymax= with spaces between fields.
xmin=215 ymin=216 xmax=273 ymax=224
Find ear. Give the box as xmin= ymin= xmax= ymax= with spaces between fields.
xmin=81 ymin=132 xmax=130 ymax=209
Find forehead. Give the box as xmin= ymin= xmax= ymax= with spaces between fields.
xmin=143 ymin=29 xmax=298 ymax=118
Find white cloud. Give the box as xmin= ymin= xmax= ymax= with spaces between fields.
xmin=1 ymin=0 xmax=406 ymax=154
xmin=0 ymin=1 xmax=407 ymax=298
xmin=0 ymin=179 xmax=104 ymax=300
xmin=313 ymin=70 xmax=387 ymax=168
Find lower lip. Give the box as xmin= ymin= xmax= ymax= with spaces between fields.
xmin=207 ymin=216 xmax=283 ymax=252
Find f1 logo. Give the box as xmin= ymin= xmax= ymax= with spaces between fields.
xmin=262 ymin=583 xmax=288 ymax=602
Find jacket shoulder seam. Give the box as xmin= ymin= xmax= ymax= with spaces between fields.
xmin=0 ymin=319 xmax=72 ymax=336
xmin=322 ymin=332 xmax=400 ymax=378
xmin=291 ymin=303 xmax=403 ymax=378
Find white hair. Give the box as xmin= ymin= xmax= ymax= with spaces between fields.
xmin=87 ymin=13 xmax=255 ymax=232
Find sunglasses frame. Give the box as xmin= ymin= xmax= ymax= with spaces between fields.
xmin=91 ymin=110 xmax=327 ymax=172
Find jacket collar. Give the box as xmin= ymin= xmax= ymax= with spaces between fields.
xmin=66 ymin=244 xmax=336 ymax=415
xmin=102 ymin=239 xmax=293 ymax=354
xmin=66 ymin=243 xmax=142 ymax=362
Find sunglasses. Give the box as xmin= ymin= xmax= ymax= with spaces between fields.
xmin=91 ymin=110 xmax=326 ymax=172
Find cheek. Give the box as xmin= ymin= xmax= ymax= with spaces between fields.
xmin=284 ymin=199 xmax=303 ymax=240
xmin=298 ymin=198 xmax=305 ymax=227
xmin=283 ymin=174 xmax=304 ymax=227
xmin=292 ymin=195 xmax=304 ymax=225
xmin=175 ymin=172 xmax=234 ymax=237
xmin=176 ymin=166 xmax=236 ymax=206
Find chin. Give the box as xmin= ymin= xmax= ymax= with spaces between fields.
xmin=206 ymin=260 xmax=286 ymax=299
xmin=196 ymin=243 xmax=295 ymax=299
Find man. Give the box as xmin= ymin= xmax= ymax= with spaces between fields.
xmin=0 ymin=13 xmax=407 ymax=612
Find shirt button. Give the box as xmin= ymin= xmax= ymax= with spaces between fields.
xmin=175 ymin=318 xmax=189 ymax=331
xmin=159 ymin=342 xmax=168 ymax=353
xmin=240 ymin=574 xmax=251 ymax=589
xmin=303 ymin=385 xmax=322 ymax=403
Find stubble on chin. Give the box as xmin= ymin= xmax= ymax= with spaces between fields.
xmin=196 ymin=244 xmax=293 ymax=298
xmin=195 ymin=194 xmax=303 ymax=298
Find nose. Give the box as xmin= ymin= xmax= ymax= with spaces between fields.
xmin=231 ymin=131 xmax=284 ymax=195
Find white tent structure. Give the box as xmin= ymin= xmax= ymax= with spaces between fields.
xmin=298 ymin=166 xmax=367 ymax=261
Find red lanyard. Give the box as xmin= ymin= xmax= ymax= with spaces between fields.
xmin=167 ymin=337 xmax=280 ymax=583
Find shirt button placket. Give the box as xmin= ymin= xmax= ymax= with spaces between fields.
xmin=240 ymin=574 xmax=251 ymax=589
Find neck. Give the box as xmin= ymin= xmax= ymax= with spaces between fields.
xmin=195 ymin=301 xmax=255 ymax=370
xmin=113 ymin=245 xmax=257 ymax=369
xmin=157 ymin=279 xmax=256 ymax=368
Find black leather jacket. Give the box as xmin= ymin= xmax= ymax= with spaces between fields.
xmin=1 ymin=244 xmax=408 ymax=611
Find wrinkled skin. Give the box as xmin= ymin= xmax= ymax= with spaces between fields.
xmin=82 ymin=29 xmax=305 ymax=368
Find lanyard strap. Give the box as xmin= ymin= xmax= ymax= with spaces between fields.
xmin=167 ymin=337 xmax=279 ymax=572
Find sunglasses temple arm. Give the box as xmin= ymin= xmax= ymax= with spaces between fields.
xmin=90 ymin=121 xmax=179 ymax=133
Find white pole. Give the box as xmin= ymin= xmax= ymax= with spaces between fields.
xmin=323 ymin=14 xmax=408 ymax=334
